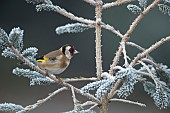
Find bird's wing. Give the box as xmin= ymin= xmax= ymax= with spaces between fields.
xmin=36 ymin=50 xmax=63 ymax=63
xmin=45 ymin=50 xmax=62 ymax=60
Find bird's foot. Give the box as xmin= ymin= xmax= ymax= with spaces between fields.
xmin=55 ymin=76 xmax=63 ymax=84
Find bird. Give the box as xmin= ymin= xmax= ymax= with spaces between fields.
xmin=36 ymin=44 xmax=79 ymax=75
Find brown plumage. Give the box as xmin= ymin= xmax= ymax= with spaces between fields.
xmin=36 ymin=44 xmax=79 ymax=75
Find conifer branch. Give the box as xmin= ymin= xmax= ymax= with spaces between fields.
xmin=109 ymin=0 xmax=161 ymax=75
xmin=7 ymin=44 xmax=101 ymax=105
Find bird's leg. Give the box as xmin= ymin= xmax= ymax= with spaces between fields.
xmin=44 ymin=69 xmax=49 ymax=76
xmin=55 ymin=75 xmax=63 ymax=84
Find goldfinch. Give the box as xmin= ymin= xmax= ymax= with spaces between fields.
xmin=36 ymin=44 xmax=79 ymax=75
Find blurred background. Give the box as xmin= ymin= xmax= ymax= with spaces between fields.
xmin=0 ymin=0 xmax=170 ymax=113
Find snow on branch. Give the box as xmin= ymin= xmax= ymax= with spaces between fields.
xmin=0 ymin=103 xmax=25 ymax=113
xmin=83 ymin=0 xmax=96 ymax=6
xmin=55 ymin=23 xmax=92 ymax=35
xmin=158 ymin=4 xmax=170 ymax=16
xmin=130 ymin=36 xmax=170 ymax=66
xmin=26 ymin=0 xmax=52 ymax=5
xmin=0 ymin=27 xmax=23 ymax=51
xmin=0 ymin=28 xmax=10 ymax=49
xmin=12 ymin=67 xmax=54 ymax=86
xmin=116 ymin=67 xmax=140 ymax=98
xmin=138 ymin=0 xmax=148 ymax=9
xmin=34 ymin=2 xmax=95 ymax=25
xmin=103 ymin=0 xmax=132 ymax=9
xmin=127 ymin=4 xmax=142 ymax=14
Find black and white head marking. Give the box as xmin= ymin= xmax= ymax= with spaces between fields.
xmin=62 ymin=44 xmax=76 ymax=59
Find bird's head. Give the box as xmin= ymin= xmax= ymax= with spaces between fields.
xmin=61 ymin=44 xmax=79 ymax=59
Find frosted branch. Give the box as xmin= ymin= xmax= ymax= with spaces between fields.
xmin=138 ymin=0 xmax=148 ymax=9
xmin=36 ymin=3 xmax=95 ymax=25
xmin=0 ymin=103 xmax=24 ymax=112
xmin=22 ymin=87 xmax=67 ymax=112
xmin=138 ymin=61 xmax=158 ymax=87
xmin=127 ymin=4 xmax=142 ymax=14
xmin=26 ymin=0 xmax=52 ymax=5
xmin=0 ymin=27 xmax=100 ymax=105
xmin=108 ymin=79 xmax=121 ymax=100
xmin=101 ymin=23 xmax=124 ymax=38
xmin=110 ymin=98 xmax=146 ymax=107
xmin=83 ymin=0 xmax=96 ymax=6
xmin=55 ymin=23 xmax=92 ymax=35
xmin=130 ymin=36 xmax=170 ymax=66
xmin=95 ymin=0 xmax=103 ymax=79
xmin=109 ymin=0 xmax=161 ymax=75
xmin=126 ymin=41 xmax=145 ymax=51
xmin=121 ymin=42 xmax=129 ymax=67
xmin=64 ymin=77 xmax=97 ymax=82
xmin=103 ymin=0 xmax=132 ymax=9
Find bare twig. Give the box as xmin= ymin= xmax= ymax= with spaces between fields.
xmin=43 ymin=3 xmax=95 ymax=25
xmin=64 ymin=77 xmax=97 ymax=82
xmin=110 ymin=98 xmax=146 ymax=107
xmin=71 ymin=86 xmax=78 ymax=109
xmin=101 ymin=23 xmax=124 ymax=38
xmin=136 ymin=71 xmax=152 ymax=77
xmin=95 ymin=0 xmax=103 ymax=79
xmin=121 ymin=42 xmax=129 ymax=67
xmin=89 ymin=104 xmax=98 ymax=110
xmin=109 ymin=46 xmax=123 ymax=75
xmin=103 ymin=0 xmax=132 ymax=9
xmin=23 ymin=87 xmax=67 ymax=112
xmin=107 ymin=79 xmax=121 ymax=100
xmin=126 ymin=42 xmax=154 ymax=60
xmin=83 ymin=0 xmax=96 ymax=6
xmin=138 ymin=61 xmax=158 ymax=87
xmin=126 ymin=42 xmax=145 ymax=51
xmin=130 ymin=36 xmax=170 ymax=66
xmin=81 ymin=101 xmax=97 ymax=107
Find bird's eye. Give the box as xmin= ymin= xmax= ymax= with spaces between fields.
xmin=69 ymin=48 xmax=75 ymax=54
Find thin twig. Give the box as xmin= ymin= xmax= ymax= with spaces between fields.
xmin=89 ymin=104 xmax=98 ymax=110
xmin=23 ymin=87 xmax=67 ymax=112
xmin=121 ymin=42 xmax=129 ymax=67
xmin=81 ymin=101 xmax=97 ymax=107
xmin=130 ymin=36 xmax=170 ymax=66
xmin=95 ymin=0 xmax=103 ymax=79
xmin=83 ymin=0 xmax=96 ymax=6
xmin=126 ymin=42 xmax=153 ymax=60
xmin=71 ymin=86 xmax=77 ymax=109
xmin=109 ymin=46 xmax=123 ymax=75
xmin=103 ymin=0 xmax=132 ymax=9
xmin=64 ymin=77 xmax=97 ymax=82
xmin=138 ymin=61 xmax=158 ymax=87
xmin=107 ymin=79 xmax=121 ymax=100
xmin=110 ymin=98 xmax=146 ymax=107
xmin=126 ymin=42 xmax=145 ymax=51
xmin=136 ymin=71 xmax=152 ymax=77
xmin=43 ymin=3 xmax=95 ymax=25
xmin=101 ymin=23 xmax=124 ymax=38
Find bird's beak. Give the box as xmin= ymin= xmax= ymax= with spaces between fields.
xmin=74 ymin=50 xmax=79 ymax=54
